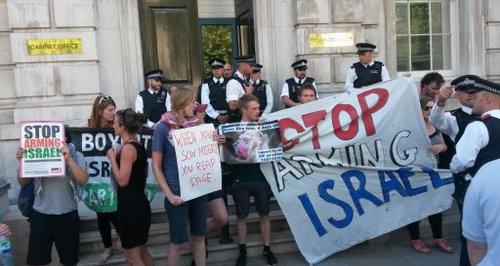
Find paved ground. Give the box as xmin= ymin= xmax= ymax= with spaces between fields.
xmin=212 ymin=232 xmax=461 ymax=266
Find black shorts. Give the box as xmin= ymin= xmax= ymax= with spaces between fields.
xmin=27 ymin=210 xmax=80 ymax=266
xmin=231 ymin=181 xmax=273 ymax=218
xmin=207 ymin=189 xmax=224 ymax=202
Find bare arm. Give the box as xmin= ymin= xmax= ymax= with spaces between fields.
xmin=107 ymin=144 xmax=135 ymax=187
xmin=467 ymin=239 xmax=487 ymax=266
xmin=152 ymin=151 xmax=183 ymax=206
xmin=61 ymin=144 xmax=88 ymax=185
xmin=281 ymin=95 xmax=298 ymax=108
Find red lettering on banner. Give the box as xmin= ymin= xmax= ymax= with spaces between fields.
xmin=302 ymin=110 xmax=327 ymax=149
xmin=278 ymin=88 xmax=389 ymax=150
xmin=357 ymin=89 xmax=389 ymax=136
xmin=190 ymin=172 xmax=213 ymax=188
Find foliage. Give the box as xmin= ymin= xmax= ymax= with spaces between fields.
xmin=201 ymin=25 xmax=233 ymax=77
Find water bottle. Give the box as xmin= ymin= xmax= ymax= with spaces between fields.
xmin=0 ymin=215 xmax=13 ymax=266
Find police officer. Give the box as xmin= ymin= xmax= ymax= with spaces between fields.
xmin=344 ymin=42 xmax=390 ymax=93
xmin=135 ymin=69 xmax=171 ymax=128
xmin=249 ymin=63 xmax=273 ymax=116
xmin=281 ymin=59 xmax=318 ymax=108
xmin=454 ymin=78 xmax=500 ymax=266
xmin=201 ymin=58 xmax=230 ymax=126
xmin=430 ymin=75 xmax=482 ymax=266
xmin=226 ymin=55 xmax=255 ymax=120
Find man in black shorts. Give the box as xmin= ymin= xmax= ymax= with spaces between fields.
xmin=232 ymin=94 xmax=277 ymax=266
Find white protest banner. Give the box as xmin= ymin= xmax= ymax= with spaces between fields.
xmin=20 ymin=121 xmax=66 ymax=178
xmin=260 ymin=78 xmax=454 ymax=264
xmin=68 ymin=127 xmax=158 ymax=212
xmin=171 ymin=124 xmax=222 ymax=201
xmin=218 ymin=121 xmax=282 ymax=164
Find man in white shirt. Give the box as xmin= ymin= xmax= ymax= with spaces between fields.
xmin=225 ymin=55 xmax=255 ymax=112
xmin=249 ymin=63 xmax=273 ymax=116
xmin=462 ymin=159 xmax=500 ymax=266
xmin=344 ymin=42 xmax=390 ymax=93
xmin=281 ymin=59 xmax=318 ymax=108
xmin=201 ymin=58 xmax=230 ymax=126
xmin=134 ymin=69 xmax=171 ymax=128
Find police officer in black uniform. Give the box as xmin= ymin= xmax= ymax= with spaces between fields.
xmin=344 ymin=42 xmax=390 ymax=93
xmin=249 ymin=63 xmax=273 ymax=116
xmin=201 ymin=58 xmax=230 ymax=126
xmin=134 ymin=69 xmax=170 ymax=128
xmin=280 ymin=59 xmax=318 ymax=108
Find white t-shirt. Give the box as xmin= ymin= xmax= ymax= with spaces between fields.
xmin=462 ymin=159 xmax=500 ymax=266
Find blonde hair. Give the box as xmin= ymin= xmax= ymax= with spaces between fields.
xmin=170 ymin=86 xmax=195 ymax=126
xmin=88 ymin=95 xmax=116 ymax=128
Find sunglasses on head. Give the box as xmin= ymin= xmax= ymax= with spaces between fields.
xmin=98 ymin=95 xmax=111 ymax=105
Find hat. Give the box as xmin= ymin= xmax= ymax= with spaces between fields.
xmin=474 ymin=78 xmax=500 ymax=95
xmin=356 ymin=42 xmax=377 ymax=54
xmin=234 ymin=55 xmax=255 ymax=63
xmin=253 ymin=63 xmax=263 ymax=72
xmin=145 ymin=69 xmax=163 ymax=80
xmin=291 ymin=59 xmax=308 ymax=70
xmin=208 ymin=58 xmax=226 ymax=69
xmin=451 ymin=75 xmax=481 ymax=91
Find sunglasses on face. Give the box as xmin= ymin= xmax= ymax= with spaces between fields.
xmin=423 ymin=106 xmax=433 ymax=111
xmin=98 ymin=95 xmax=111 ymax=105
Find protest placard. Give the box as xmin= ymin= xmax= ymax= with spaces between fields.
xmin=260 ymin=78 xmax=454 ymax=264
xmin=171 ymin=124 xmax=221 ymax=201
xmin=20 ymin=121 xmax=66 ymax=178
xmin=218 ymin=121 xmax=282 ymax=164
xmin=68 ymin=127 xmax=158 ymax=212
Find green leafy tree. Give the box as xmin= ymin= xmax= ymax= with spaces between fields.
xmin=201 ymin=25 xmax=233 ymax=77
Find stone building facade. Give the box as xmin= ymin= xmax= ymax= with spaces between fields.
xmin=1 ymin=0 xmax=499 ymax=202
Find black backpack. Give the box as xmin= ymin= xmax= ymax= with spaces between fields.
xmin=18 ymin=180 xmax=34 ymax=217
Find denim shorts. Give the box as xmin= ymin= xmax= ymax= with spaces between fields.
xmin=164 ymin=195 xmax=207 ymax=244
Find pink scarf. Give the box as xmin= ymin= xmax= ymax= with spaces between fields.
xmin=160 ymin=111 xmax=202 ymax=129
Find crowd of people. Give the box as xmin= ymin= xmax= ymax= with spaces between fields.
xmin=13 ymin=41 xmax=500 ymax=266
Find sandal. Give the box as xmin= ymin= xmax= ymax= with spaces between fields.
xmin=433 ymin=238 xmax=453 ymax=253
xmin=410 ymin=239 xmax=431 ymax=254
xmin=98 ymin=247 xmax=112 ymax=264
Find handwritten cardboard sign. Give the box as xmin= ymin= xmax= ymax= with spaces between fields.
xmin=172 ymin=124 xmax=221 ymax=201
xmin=20 ymin=121 xmax=66 ymax=178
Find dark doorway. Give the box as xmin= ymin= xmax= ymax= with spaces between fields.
xmin=139 ymin=0 xmax=202 ymax=89
xmin=235 ymin=0 xmax=255 ymax=56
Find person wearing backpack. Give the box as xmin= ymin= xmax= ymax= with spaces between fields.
xmin=16 ymin=130 xmax=89 ymax=266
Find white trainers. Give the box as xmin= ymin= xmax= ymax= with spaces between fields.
xmin=98 ymin=247 xmax=112 ymax=264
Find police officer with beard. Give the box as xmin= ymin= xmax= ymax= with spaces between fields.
xmin=135 ymin=69 xmax=171 ymax=128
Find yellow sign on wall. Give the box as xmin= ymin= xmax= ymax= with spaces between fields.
xmin=27 ymin=39 xmax=83 ymax=55
xmin=309 ymin=33 xmax=354 ymax=48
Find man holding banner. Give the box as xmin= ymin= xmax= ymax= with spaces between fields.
xmin=229 ymin=94 xmax=278 ymax=266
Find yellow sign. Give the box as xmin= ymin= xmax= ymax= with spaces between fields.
xmin=309 ymin=33 xmax=354 ymax=48
xmin=27 ymin=39 xmax=83 ymax=55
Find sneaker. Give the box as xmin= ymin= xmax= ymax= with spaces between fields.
xmin=235 ymin=252 xmax=247 ymax=266
xmin=263 ymin=249 xmax=278 ymax=265
xmin=98 ymin=247 xmax=112 ymax=264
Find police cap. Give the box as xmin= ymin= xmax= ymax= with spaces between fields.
xmin=291 ymin=59 xmax=308 ymax=70
xmin=356 ymin=42 xmax=377 ymax=54
xmin=208 ymin=58 xmax=226 ymax=69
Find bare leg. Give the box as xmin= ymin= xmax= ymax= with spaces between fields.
xmin=191 ymin=235 xmax=206 ymax=266
xmin=236 ymin=218 xmax=247 ymax=244
xmin=167 ymin=243 xmax=182 ymax=266
xmin=124 ymin=246 xmax=145 ymax=266
xmin=260 ymin=216 xmax=271 ymax=246
xmin=140 ymin=245 xmax=154 ymax=266
xmin=207 ymin=198 xmax=229 ymax=233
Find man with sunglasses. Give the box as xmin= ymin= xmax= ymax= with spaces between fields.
xmin=281 ymin=59 xmax=318 ymax=108
xmin=135 ymin=69 xmax=171 ymax=128
xmin=249 ymin=63 xmax=273 ymax=116
xmin=430 ymin=75 xmax=483 ymax=266
xmin=225 ymin=55 xmax=255 ymax=115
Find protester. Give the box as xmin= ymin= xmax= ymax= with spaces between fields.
xmin=407 ymin=96 xmax=452 ymax=254
xmin=87 ymin=95 xmax=119 ymax=264
xmin=344 ymin=42 xmax=390 ymax=93
xmin=228 ymin=94 xmax=278 ymax=266
xmin=135 ymin=69 xmax=171 ymax=128
xmin=298 ymin=83 xmax=317 ymax=104
xmin=152 ymin=87 xmax=208 ymax=266
xmin=419 ymin=72 xmax=445 ymax=99
xmin=106 ymin=108 xmax=153 ymax=265
xmin=281 ymin=59 xmax=318 ymax=108
xmin=430 ymin=75 xmax=481 ymax=265
xmin=462 ymin=159 xmax=500 ymax=266
xmin=17 ymin=129 xmax=88 ymax=266
xmin=249 ymin=63 xmax=273 ymax=116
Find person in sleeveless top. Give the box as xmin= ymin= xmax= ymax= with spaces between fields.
xmin=407 ymin=97 xmax=453 ymax=254
xmin=106 ymin=108 xmax=153 ymax=265
xmin=344 ymin=42 xmax=390 ymax=93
